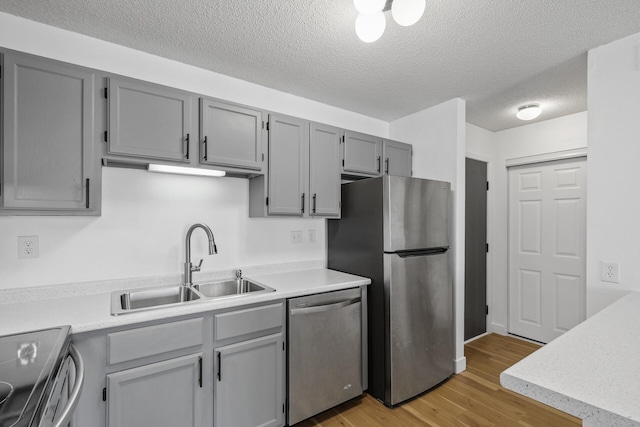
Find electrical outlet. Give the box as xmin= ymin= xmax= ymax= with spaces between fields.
xmin=308 ymin=229 xmax=316 ymax=244
xmin=601 ymin=261 xmax=620 ymax=283
xmin=291 ymin=231 xmax=303 ymax=244
xmin=18 ymin=236 xmax=39 ymax=259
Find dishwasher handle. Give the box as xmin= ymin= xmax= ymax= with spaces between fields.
xmin=290 ymin=297 xmax=360 ymax=316
xmin=52 ymin=344 xmax=85 ymax=427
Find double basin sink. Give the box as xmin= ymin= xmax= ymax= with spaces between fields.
xmin=111 ymin=278 xmax=274 ymax=315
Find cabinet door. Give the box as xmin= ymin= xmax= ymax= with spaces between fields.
xmin=107 ymin=77 xmax=191 ymax=162
xmin=383 ymin=140 xmax=412 ymax=177
xmin=1 ymin=52 xmax=97 ymax=213
xmin=200 ymin=98 xmax=264 ymax=171
xmin=215 ymin=333 xmax=284 ymax=427
xmin=267 ymin=114 xmax=307 ymax=216
xmin=342 ymin=130 xmax=382 ymax=176
xmin=107 ymin=353 xmax=202 ymax=427
xmin=309 ymin=123 xmax=341 ymax=217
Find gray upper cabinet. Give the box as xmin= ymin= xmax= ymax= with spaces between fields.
xmin=106 ymin=77 xmax=192 ymax=162
xmin=1 ymin=52 xmax=100 ymax=215
xmin=107 ymin=353 xmax=203 ymax=427
xmin=200 ymin=98 xmax=264 ymax=172
xmin=267 ymin=114 xmax=308 ymax=216
xmin=342 ymin=130 xmax=383 ymax=177
xmin=309 ymin=123 xmax=341 ymax=217
xmin=383 ymin=139 xmax=413 ymax=177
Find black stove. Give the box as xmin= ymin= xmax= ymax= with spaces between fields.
xmin=0 ymin=327 xmax=70 ymax=427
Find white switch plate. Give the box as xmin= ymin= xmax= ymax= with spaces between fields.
xmin=291 ymin=230 xmax=303 ymax=244
xmin=601 ymin=261 xmax=619 ymax=283
xmin=18 ymin=235 xmax=39 ymax=259
xmin=308 ymin=229 xmax=316 ymax=244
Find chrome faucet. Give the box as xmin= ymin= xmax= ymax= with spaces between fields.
xmin=184 ymin=223 xmax=217 ymax=286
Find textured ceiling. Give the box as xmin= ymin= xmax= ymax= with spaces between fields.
xmin=2 ymin=0 xmax=640 ymax=131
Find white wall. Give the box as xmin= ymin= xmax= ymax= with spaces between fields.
xmin=487 ymin=112 xmax=588 ymax=334
xmin=587 ymin=32 xmax=640 ymax=315
xmin=0 ymin=13 xmax=388 ymax=289
xmin=390 ymin=99 xmax=467 ymax=373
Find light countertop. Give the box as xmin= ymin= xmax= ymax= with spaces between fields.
xmin=500 ymin=291 xmax=640 ymax=427
xmin=0 ymin=268 xmax=370 ymax=337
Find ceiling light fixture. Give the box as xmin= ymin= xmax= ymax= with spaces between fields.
xmin=354 ymin=0 xmax=426 ymax=43
xmin=147 ymin=164 xmax=226 ymax=177
xmin=516 ymin=104 xmax=542 ymax=121
xmin=392 ymin=0 xmax=426 ymax=26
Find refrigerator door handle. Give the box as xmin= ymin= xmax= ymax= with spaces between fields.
xmin=290 ymin=297 xmax=361 ymax=315
xmin=392 ymin=247 xmax=449 ymax=258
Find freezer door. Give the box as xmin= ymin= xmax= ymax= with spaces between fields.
xmin=383 ymin=176 xmax=451 ymax=252
xmin=384 ymin=251 xmax=454 ymax=405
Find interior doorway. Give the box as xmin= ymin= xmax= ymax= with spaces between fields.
xmin=507 ymin=157 xmax=587 ymax=343
xmin=465 ymin=157 xmax=488 ymax=341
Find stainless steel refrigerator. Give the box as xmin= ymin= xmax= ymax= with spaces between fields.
xmin=328 ymin=175 xmax=454 ymax=407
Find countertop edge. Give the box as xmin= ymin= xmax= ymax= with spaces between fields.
xmin=500 ymin=371 xmax=638 ymax=427
xmin=0 ymin=268 xmax=371 ymax=337
xmin=499 ymin=291 xmax=640 ymax=427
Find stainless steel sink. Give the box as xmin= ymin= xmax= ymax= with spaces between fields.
xmin=111 ymin=285 xmax=202 ymax=315
xmin=193 ymin=279 xmax=274 ymax=299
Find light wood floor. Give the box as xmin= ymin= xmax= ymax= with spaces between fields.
xmin=296 ymin=334 xmax=581 ymax=426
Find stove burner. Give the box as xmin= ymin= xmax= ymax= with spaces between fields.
xmin=0 ymin=380 xmax=14 ymax=406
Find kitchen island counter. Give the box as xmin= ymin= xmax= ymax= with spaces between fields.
xmin=500 ymin=291 xmax=640 ymax=427
xmin=0 ymin=267 xmax=370 ymax=336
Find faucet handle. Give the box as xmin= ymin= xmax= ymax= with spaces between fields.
xmin=235 ymin=269 xmax=242 ymax=280
xmin=192 ymin=259 xmax=203 ymax=272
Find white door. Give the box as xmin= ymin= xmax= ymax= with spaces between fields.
xmin=508 ymin=158 xmax=586 ymax=343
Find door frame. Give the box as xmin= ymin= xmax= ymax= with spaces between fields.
xmin=505 ymin=151 xmax=587 ymax=342
xmin=465 ymin=152 xmax=493 ymax=342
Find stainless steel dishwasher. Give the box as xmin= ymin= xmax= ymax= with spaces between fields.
xmin=287 ymin=287 xmax=366 ymax=425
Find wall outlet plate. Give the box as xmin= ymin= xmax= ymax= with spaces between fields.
xmin=18 ymin=236 xmax=39 ymax=259
xmin=600 ymin=261 xmax=619 ymax=283
xmin=291 ymin=230 xmax=303 ymax=244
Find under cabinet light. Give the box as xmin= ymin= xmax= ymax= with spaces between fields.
xmin=147 ymin=164 xmax=226 ymax=177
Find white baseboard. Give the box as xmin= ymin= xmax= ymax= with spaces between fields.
xmin=464 ymin=332 xmax=489 ymax=344
xmin=454 ymin=356 xmax=467 ymax=374
xmin=491 ymin=322 xmax=507 ymax=335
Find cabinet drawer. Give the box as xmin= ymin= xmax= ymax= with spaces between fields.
xmin=215 ymin=303 xmax=283 ymax=341
xmin=108 ymin=317 xmax=204 ymax=365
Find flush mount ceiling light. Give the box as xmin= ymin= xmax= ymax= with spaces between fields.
xmin=354 ymin=0 xmax=426 ymax=43
xmin=147 ymin=164 xmax=226 ymax=177
xmin=516 ymin=104 xmax=542 ymax=121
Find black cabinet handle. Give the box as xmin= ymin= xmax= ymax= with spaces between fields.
xmin=198 ymin=357 xmax=202 ymax=388
xmin=312 ymin=193 xmax=317 ymax=214
xmin=85 ymin=179 xmax=90 ymax=209
xmin=217 ymin=352 xmax=221 ymax=381
xmin=203 ymin=136 xmax=208 ymax=161
xmin=185 ymin=134 xmax=190 ymax=159
xmin=301 ymin=193 xmax=305 ymax=214
xmin=377 ymin=156 xmax=381 ymax=173
xmin=385 ymin=158 xmax=389 ymax=175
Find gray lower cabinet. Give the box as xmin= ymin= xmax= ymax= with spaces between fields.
xmin=214 ymin=334 xmax=284 ymax=427
xmin=382 ymin=140 xmax=412 ymax=177
xmin=106 ymin=76 xmax=193 ymax=163
xmin=342 ymin=130 xmax=382 ymax=177
xmin=213 ymin=302 xmax=285 ymax=427
xmin=107 ymin=353 xmax=203 ymax=427
xmin=1 ymin=51 xmax=100 ymax=215
xmin=200 ymin=98 xmax=265 ymax=173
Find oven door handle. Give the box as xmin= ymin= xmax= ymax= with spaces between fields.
xmin=52 ymin=344 xmax=85 ymax=427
